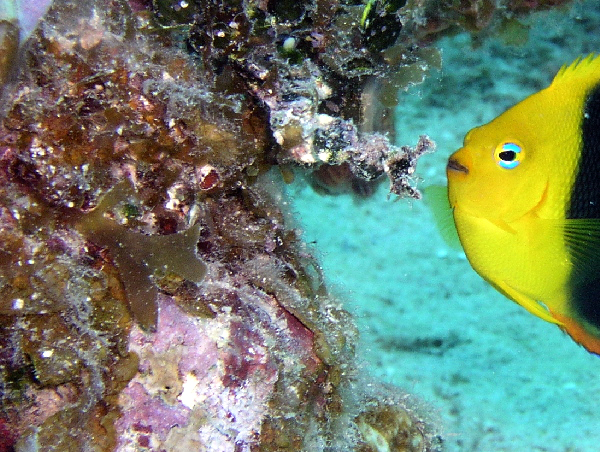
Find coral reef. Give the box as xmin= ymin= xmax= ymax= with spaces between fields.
xmin=0 ymin=0 xmax=573 ymax=450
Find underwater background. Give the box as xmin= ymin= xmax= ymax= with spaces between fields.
xmin=3 ymin=0 xmax=600 ymax=449
xmin=292 ymin=1 xmax=600 ymax=451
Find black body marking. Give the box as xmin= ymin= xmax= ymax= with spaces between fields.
xmin=567 ymin=83 xmax=600 ymax=330
xmin=568 ymin=84 xmax=600 ymax=219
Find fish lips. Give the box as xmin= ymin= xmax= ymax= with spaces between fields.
xmin=447 ymin=158 xmax=469 ymax=175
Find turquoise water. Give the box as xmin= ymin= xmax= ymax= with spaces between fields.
xmin=291 ymin=2 xmax=600 ymax=450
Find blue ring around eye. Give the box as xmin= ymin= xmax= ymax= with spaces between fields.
xmin=502 ymin=142 xmax=521 ymax=155
xmin=497 ymin=142 xmax=522 ymax=169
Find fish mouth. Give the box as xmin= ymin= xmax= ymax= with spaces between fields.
xmin=447 ymin=158 xmax=469 ymax=175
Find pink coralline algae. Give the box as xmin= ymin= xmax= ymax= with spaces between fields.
xmin=116 ymin=293 xmax=286 ymax=450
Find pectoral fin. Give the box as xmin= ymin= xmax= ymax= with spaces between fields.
xmin=423 ymin=185 xmax=462 ymax=249
xmin=562 ymin=218 xmax=600 ymax=285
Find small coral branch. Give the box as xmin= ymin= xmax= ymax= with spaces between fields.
xmin=386 ymin=135 xmax=436 ymax=198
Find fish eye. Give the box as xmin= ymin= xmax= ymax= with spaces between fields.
xmin=494 ymin=142 xmax=523 ymax=169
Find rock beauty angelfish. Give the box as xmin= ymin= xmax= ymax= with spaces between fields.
xmin=447 ymin=53 xmax=600 ymax=355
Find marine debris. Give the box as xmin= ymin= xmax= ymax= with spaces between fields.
xmin=0 ymin=0 xmax=573 ymax=450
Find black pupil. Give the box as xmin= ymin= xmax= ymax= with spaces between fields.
xmin=499 ymin=150 xmax=516 ymax=161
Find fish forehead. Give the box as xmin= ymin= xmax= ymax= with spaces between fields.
xmin=458 ymin=76 xmax=589 ymax=221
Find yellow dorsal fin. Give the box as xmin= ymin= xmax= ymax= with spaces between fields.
xmin=551 ymin=53 xmax=600 ymax=89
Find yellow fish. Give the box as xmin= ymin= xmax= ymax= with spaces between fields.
xmin=447 ymin=54 xmax=600 ymax=355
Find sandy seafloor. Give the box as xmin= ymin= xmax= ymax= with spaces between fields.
xmin=288 ymin=1 xmax=600 ymax=451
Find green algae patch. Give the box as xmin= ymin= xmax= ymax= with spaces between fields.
xmin=75 ymin=180 xmax=207 ymax=331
